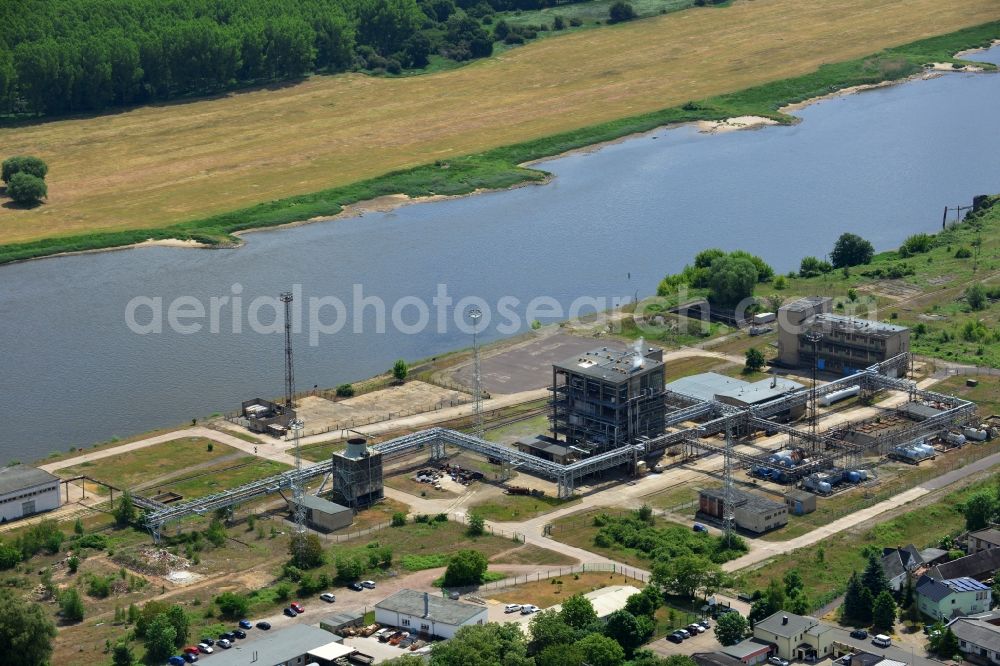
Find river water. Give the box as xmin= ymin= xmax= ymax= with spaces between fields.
xmin=2 ymin=49 xmax=999 ymax=463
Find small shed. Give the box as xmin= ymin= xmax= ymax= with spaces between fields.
xmin=290 ymin=495 xmax=354 ymax=532
xmin=784 ymin=489 xmax=817 ymax=515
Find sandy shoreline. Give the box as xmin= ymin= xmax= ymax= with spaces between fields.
xmin=10 ymin=47 xmax=998 ymax=266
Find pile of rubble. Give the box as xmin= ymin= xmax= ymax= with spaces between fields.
xmin=113 ymin=547 xmax=191 ymax=577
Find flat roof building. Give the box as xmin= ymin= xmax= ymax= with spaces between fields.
xmin=375 ymin=589 xmax=488 ymax=639
xmin=548 ymin=585 xmax=642 ymax=621
xmin=948 ymin=610 xmax=1000 ymax=665
xmin=289 ymin=495 xmax=353 ymax=533
xmin=698 ymin=488 xmax=788 ymax=534
xmin=776 ymin=297 xmax=909 ymax=375
xmin=204 ymin=624 xmax=350 ymax=666
xmin=0 ymin=465 xmax=61 ymax=524
xmin=666 ymin=372 xmax=805 ymax=417
xmin=551 ymin=343 xmax=666 ymax=452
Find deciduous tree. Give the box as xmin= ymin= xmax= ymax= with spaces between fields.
xmin=831 ymin=233 xmax=875 ymax=268
xmin=0 ymin=588 xmax=57 ymax=666
xmin=443 ymin=549 xmax=488 ymax=587
xmin=715 ymin=612 xmax=748 ymax=646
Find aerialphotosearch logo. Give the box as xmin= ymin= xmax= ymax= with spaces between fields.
xmin=124 ymin=283 xmax=634 ymax=345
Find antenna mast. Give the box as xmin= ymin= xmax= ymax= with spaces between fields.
xmin=468 ymin=307 xmax=484 ymax=439
xmin=280 ymin=292 xmax=295 ymax=411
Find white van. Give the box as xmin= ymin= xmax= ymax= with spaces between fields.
xmin=872 ymin=635 xmax=891 ymax=648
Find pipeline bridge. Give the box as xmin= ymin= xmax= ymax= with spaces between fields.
xmin=141 ymin=353 xmax=975 ymax=540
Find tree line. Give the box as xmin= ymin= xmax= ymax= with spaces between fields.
xmin=0 ymin=0 xmax=591 ymax=118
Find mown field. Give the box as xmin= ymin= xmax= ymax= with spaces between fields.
xmin=0 ymin=0 xmax=998 ymax=261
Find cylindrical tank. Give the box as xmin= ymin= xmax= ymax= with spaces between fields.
xmin=820 ymin=385 xmax=861 ymax=407
xmin=920 ymin=443 xmax=937 ymax=456
xmin=345 ymin=437 xmax=369 ymax=458
xmin=818 ymin=481 xmax=832 ymax=494
xmin=856 ymin=470 xmax=869 ymax=481
xmin=846 ymin=471 xmax=861 ymax=484
xmin=946 ymin=432 xmax=967 ymax=447
xmin=964 ymin=427 xmax=988 ymax=442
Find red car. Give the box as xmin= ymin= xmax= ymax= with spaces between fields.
xmin=290 ymin=602 xmax=304 ymax=614
xmin=183 ymin=646 xmax=200 ymax=655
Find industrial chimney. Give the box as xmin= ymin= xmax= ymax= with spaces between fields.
xmin=782 ymin=615 xmax=788 ymax=625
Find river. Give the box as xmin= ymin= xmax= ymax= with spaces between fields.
xmin=2 ymin=48 xmax=999 ymax=463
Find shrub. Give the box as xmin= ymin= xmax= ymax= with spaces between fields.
xmin=392 ymin=359 xmax=408 ymax=382
xmin=467 ymin=513 xmax=485 ymax=537
xmin=442 ymin=549 xmax=488 ymax=587
xmin=552 ymin=15 xmax=565 ymax=30
xmin=60 ymin=588 xmax=85 ymax=622
xmin=569 ymin=17 xmax=582 ymax=26
xmin=955 ymin=247 xmax=973 ymax=258
xmin=966 ymin=283 xmax=988 ymax=311
xmin=901 ymin=233 xmax=934 ymax=255
xmin=391 ymin=512 xmax=407 ymax=527
xmin=6 ymin=172 xmax=47 ymax=205
xmin=335 ymin=383 xmax=355 ymax=397
xmin=215 ymin=592 xmax=250 ymax=619
xmin=608 ymin=1 xmax=637 ymax=23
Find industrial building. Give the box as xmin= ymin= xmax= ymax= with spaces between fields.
xmin=698 ymin=488 xmax=788 ymax=534
xmin=515 ymin=436 xmax=575 ymax=464
xmin=550 ymin=342 xmax=666 ymax=452
xmin=374 ymin=589 xmax=488 ymax=639
xmin=330 ymin=438 xmax=384 ymax=510
xmin=289 ymin=495 xmax=353 ymax=532
xmin=783 ymin=489 xmax=817 ymax=516
xmin=241 ymin=397 xmax=296 ymax=437
xmin=776 ymin=297 xmax=910 ymax=375
xmin=0 ymin=466 xmax=61 ymax=523
xmin=752 ymin=611 xmax=836 ymax=661
xmin=916 ymin=575 xmax=993 ymax=621
xmin=718 ymin=641 xmax=775 ymax=666
xmin=666 ymin=373 xmax=806 ymax=418
xmin=204 ymin=624 xmax=362 ymax=666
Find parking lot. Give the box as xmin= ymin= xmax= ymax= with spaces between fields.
xmin=645 ymin=621 xmax=723 ymax=658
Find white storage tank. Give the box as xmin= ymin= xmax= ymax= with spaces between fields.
xmin=820 ymin=385 xmax=860 ymax=407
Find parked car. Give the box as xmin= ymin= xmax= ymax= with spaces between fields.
xmin=232 ymin=629 xmax=247 ymax=639
xmin=688 ymin=623 xmax=705 ymax=634
xmin=872 ymin=635 xmax=891 ymax=648
xmin=360 ymin=581 xmax=376 ymax=589
xmin=400 ymin=637 xmax=415 ymax=649
xmin=199 ymin=638 xmax=215 ymax=647
xmin=290 ymin=602 xmax=305 ymax=613
xmin=768 ymin=657 xmax=789 ymax=666
xmin=678 ymin=629 xmax=691 ymax=639
xmin=168 ymin=657 xmax=185 ymax=666
xmin=218 ymin=632 xmax=235 ymax=641
xmin=667 ymin=633 xmax=683 ymax=644
xmin=448 ymin=591 xmax=460 ymax=600
xmin=693 ymin=523 xmax=708 ymax=533
xmin=183 ymin=654 xmax=198 ymax=664
xmin=320 ymin=593 xmax=336 ymax=603
xmin=183 ymin=646 xmax=200 ymax=655
xmin=256 ymin=621 xmax=271 ymax=630
xmin=698 ymin=619 xmax=712 ymax=630
xmin=348 ymin=582 xmax=364 ymax=591
xmin=197 ymin=643 xmax=213 ymax=654
xmin=520 ymin=605 xmax=540 ymax=615
xmin=850 ymin=629 xmax=868 ymax=640
xmin=238 ymin=619 xmax=253 ymax=630
xmin=504 ymin=604 xmax=522 ymax=614
xmin=283 ymin=607 xmax=298 ymax=617
xmin=217 ymin=639 xmax=232 ymax=649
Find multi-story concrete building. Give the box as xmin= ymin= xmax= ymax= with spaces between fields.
xmin=551 ymin=343 xmax=665 ymax=452
xmin=776 ymin=297 xmax=909 ymax=375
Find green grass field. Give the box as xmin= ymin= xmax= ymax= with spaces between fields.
xmin=741 ymin=472 xmax=997 ymax=610
xmin=1 ymin=3 xmax=997 ymax=263
xmin=470 ymin=494 xmax=579 ymax=522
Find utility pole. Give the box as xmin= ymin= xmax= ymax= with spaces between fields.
xmin=468 ymin=307 xmax=484 ymax=439
xmin=290 ymin=418 xmax=306 ymax=559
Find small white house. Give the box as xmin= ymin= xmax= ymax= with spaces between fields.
xmin=0 ymin=466 xmax=61 ymax=523
xmin=375 ymin=589 xmax=487 ymax=639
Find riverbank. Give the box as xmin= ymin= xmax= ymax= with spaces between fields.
xmin=1 ymin=16 xmax=998 ymax=266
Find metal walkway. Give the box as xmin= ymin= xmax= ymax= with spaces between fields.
xmin=141 ymin=353 xmax=975 ymax=539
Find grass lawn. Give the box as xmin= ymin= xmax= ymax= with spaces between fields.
xmin=1 ymin=3 xmax=997 ymax=261
xmin=57 ymin=437 xmax=235 ymax=491
xmin=663 ymin=356 xmax=742 ymax=383
xmin=484 ymin=413 xmax=550 ymax=444
xmin=469 ymin=494 xmax=580 ymax=522
xmin=489 ymin=571 xmax=644 ymax=607
xmin=490 ymin=544 xmax=577 ymax=566
xmin=501 ymin=0 xmax=695 ymax=30
xmin=165 ymin=458 xmax=292 ymax=500
xmin=934 ymin=375 xmax=1000 ymax=415
xmin=740 ymin=472 xmax=998 ymax=610
xmin=644 ymin=483 xmax=700 ymax=511
xmin=299 ymin=439 xmax=346 ymax=462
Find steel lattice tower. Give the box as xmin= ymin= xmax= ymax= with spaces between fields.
xmin=805 ymin=331 xmax=823 ymax=445
xmin=468 ymin=307 xmax=484 ymax=439
xmin=723 ymin=418 xmax=735 ymax=546
xmin=280 ymin=292 xmax=295 ymax=410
